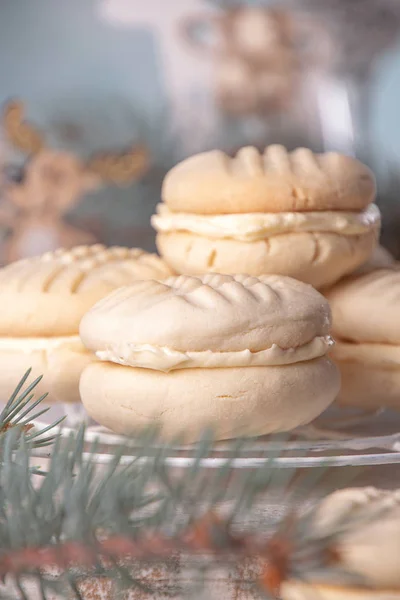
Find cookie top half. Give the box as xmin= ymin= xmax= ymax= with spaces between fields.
xmin=0 ymin=245 xmax=172 ymax=337
xmin=80 ymin=273 xmax=331 ymax=354
xmin=162 ymin=145 xmax=376 ymax=215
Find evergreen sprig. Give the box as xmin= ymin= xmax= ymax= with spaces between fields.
xmin=0 ymin=427 xmax=322 ymax=598
xmin=0 ymin=373 xmax=384 ymax=600
xmin=0 ymin=369 xmax=65 ymax=449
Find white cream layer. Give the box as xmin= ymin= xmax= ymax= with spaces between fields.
xmin=95 ymin=336 xmax=334 ymax=373
xmin=151 ymin=203 xmax=380 ymax=242
xmin=0 ymin=335 xmax=83 ymax=353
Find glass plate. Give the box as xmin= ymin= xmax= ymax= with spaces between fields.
xmin=30 ymin=404 xmax=400 ymax=469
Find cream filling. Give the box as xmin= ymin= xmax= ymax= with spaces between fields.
xmin=332 ymin=340 xmax=400 ymax=369
xmin=95 ymin=335 xmax=334 ymax=373
xmin=151 ymin=203 xmax=380 ymax=242
xmin=0 ymin=335 xmax=83 ymax=353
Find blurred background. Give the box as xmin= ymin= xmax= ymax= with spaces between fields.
xmin=1 ymin=0 xmax=400 ymax=263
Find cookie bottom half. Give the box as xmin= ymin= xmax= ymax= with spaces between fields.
xmin=335 ymin=361 xmax=400 ymax=411
xmin=330 ymin=341 xmax=400 ymax=410
xmin=80 ymin=357 xmax=340 ymax=443
xmin=281 ymin=581 xmax=400 ymax=600
xmin=0 ymin=340 xmax=93 ymax=404
xmin=156 ymin=229 xmax=377 ymax=290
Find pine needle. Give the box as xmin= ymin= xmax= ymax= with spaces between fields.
xmin=0 ymin=370 xmax=65 ymax=449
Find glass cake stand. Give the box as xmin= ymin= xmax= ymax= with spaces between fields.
xmin=30 ymin=404 xmax=400 ymax=469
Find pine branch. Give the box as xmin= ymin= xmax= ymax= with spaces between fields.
xmin=0 ymin=514 xmax=245 ymax=573
xmin=0 ymin=373 xmax=385 ymax=599
xmin=0 ymin=369 xmax=65 ymax=448
xmin=0 ymin=418 xmax=378 ymax=600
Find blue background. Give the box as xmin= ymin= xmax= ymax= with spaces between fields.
xmin=0 ymin=0 xmax=399 ymax=249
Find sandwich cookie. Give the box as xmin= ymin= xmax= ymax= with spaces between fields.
xmin=325 ymin=267 xmax=400 ymax=410
xmin=152 ymin=145 xmax=380 ymax=289
xmin=352 ymin=244 xmax=394 ymax=276
xmin=0 ymin=244 xmax=172 ymax=405
xmin=79 ymin=273 xmax=340 ymax=442
xmin=281 ymin=487 xmax=400 ymax=599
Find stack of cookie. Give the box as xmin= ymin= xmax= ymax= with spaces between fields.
xmin=325 ymin=267 xmax=400 ymax=411
xmin=0 ymin=244 xmax=341 ymax=439
xmin=151 ymin=144 xmax=400 ymax=417
xmin=152 ymin=145 xmax=380 ymax=289
xmin=1 ymin=143 xmax=394 ymax=438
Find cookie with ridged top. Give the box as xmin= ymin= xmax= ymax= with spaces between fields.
xmin=162 ymin=145 xmax=376 ymax=214
xmin=0 ymin=245 xmax=173 ymax=336
xmin=0 ymin=245 xmax=172 ymax=404
xmin=281 ymin=486 xmax=400 ymax=600
xmin=324 ymin=267 xmax=400 ymax=410
xmin=352 ymin=245 xmax=395 ymax=276
xmin=312 ymin=487 xmax=400 ymax=536
xmin=79 ymin=273 xmax=339 ymax=442
xmin=326 ymin=268 xmax=400 ymax=345
xmin=154 ymin=145 xmax=379 ymax=288
xmin=80 ymin=273 xmax=331 ymax=354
